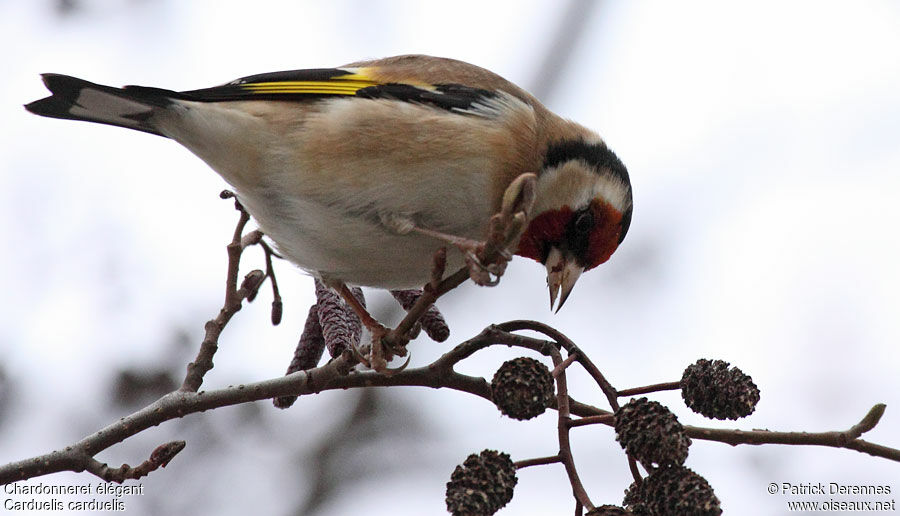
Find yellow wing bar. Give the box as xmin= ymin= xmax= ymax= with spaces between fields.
xmin=241 ymin=79 xmax=381 ymax=95
xmin=185 ymin=67 xmax=442 ymax=102
xmin=239 ymin=70 xmax=383 ymax=96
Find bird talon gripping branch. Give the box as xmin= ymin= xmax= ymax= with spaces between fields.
xmin=27 ymin=54 xmax=633 ymax=318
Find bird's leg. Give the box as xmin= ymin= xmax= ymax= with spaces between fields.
xmin=405 ymin=226 xmax=504 ymax=286
xmin=475 ymin=172 xmax=537 ymax=282
xmin=331 ymin=282 xmax=386 ymax=369
xmin=377 ymin=212 xmax=496 ymax=286
xmin=333 ymin=282 xmax=385 ymax=337
xmin=330 ymin=282 xmax=412 ymax=372
xmin=401 ymin=173 xmax=537 ymax=287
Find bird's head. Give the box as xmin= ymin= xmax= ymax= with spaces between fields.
xmin=516 ymin=138 xmax=632 ymax=311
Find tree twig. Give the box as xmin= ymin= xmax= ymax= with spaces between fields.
xmin=86 ymin=441 xmax=186 ymax=483
xmin=181 ymin=192 xmax=266 ymax=392
xmin=617 ymin=381 xmax=682 ymax=397
xmin=515 ymin=455 xmax=562 ymax=469
xmin=682 ymin=404 xmax=896 ymax=460
xmin=567 ymin=414 xmax=615 ymax=428
xmin=550 ymin=345 xmax=594 ymax=511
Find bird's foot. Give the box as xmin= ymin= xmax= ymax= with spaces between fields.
xmin=469 ymin=172 xmax=538 ymax=284
xmin=352 ymin=334 xmax=410 ymax=374
xmin=408 ymin=226 xmax=510 ymax=286
xmin=331 ymin=282 xmax=410 ymax=372
xmin=465 ymin=244 xmax=508 ymax=287
xmin=412 ymin=173 xmax=537 ymax=287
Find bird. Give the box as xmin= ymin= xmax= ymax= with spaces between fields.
xmin=25 ymin=54 xmax=632 ymax=322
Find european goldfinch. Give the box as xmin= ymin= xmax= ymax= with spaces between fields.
xmin=26 ymin=54 xmax=632 ymax=312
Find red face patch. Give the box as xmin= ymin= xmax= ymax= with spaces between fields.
xmin=516 ymin=200 xmax=624 ymax=270
xmin=516 ymin=207 xmax=572 ymax=263
xmin=584 ymin=200 xmax=624 ymax=269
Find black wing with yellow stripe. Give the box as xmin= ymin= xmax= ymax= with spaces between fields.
xmin=180 ymin=67 xmax=498 ymax=113
xmin=25 ymin=67 xmax=501 ymax=137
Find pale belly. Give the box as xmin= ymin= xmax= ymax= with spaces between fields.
xmin=236 ymin=189 xmax=483 ymax=289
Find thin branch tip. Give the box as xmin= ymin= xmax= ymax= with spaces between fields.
xmin=853 ymin=403 xmax=887 ymax=436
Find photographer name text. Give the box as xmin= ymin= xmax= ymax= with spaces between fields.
xmin=777 ymin=482 xmax=891 ymax=496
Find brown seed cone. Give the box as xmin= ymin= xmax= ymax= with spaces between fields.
xmin=681 ymin=359 xmax=760 ymax=420
xmin=390 ymin=289 xmax=450 ymax=342
xmin=273 ymin=304 xmax=326 ymax=409
xmin=614 ymin=398 xmax=690 ymax=467
xmin=446 ymin=450 xmax=517 ymax=516
xmin=490 ymin=357 xmax=555 ymax=420
xmin=625 ymin=465 xmax=721 ymax=516
xmin=314 ymin=279 xmax=364 ymax=357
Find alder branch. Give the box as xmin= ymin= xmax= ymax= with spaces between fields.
xmin=3 ymin=323 xmax=895 ymax=486
xmin=565 ymin=401 xmax=899 ymax=461
xmin=0 ymin=326 xmax=540 ymax=484
xmin=682 ymin=404 xmax=898 ymax=460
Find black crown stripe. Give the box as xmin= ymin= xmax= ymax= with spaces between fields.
xmin=543 ymin=139 xmax=630 ymax=188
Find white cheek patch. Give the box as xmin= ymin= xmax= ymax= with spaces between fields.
xmin=590 ymin=167 xmax=632 ymax=212
xmin=534 ymin=160 xmax=631 ymax=214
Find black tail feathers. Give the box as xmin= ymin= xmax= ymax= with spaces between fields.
xmin=25 ymin=74 xmax=180 ymax=137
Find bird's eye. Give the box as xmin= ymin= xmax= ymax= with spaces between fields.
xmin=574 ymin=211 xmax=593 ymax=234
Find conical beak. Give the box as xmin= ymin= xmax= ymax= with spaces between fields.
xmin=545 ymin=247 xmax=584 ymax=313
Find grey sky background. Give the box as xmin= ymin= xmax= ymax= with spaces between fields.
xmin=1 ymin=1 xmax=898 ymax=514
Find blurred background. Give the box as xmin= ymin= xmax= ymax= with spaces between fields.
xmin=1 ymin=1 xmax=898 ymax=514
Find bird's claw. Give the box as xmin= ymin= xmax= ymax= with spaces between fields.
xmin=381 ymin=354 xmax=412 ymax=375
xmin=366 ymin=325 xmax=391 ymax=372
xmin=350 ymin=324 xmax=412 ymax=373
xmin=348 ymin=338 xmax=373 ymax=368
xmin=463 ymin=250 xmax=502 ymax=286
